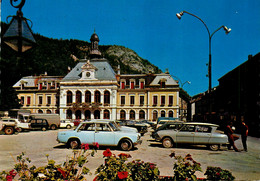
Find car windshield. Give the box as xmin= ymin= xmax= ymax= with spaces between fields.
xmin=109 ymin=122 xmax=120 ymax=131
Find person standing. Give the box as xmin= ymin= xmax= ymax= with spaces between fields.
xmin=225 ymin=121 xmax=240 ymax=152
xmin=240 ymin=116 xmax=249 ymax=152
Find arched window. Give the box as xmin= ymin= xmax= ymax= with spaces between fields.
xmin=38 ymin=109 xmax=43 ymax=114
xmin=85 ymin=91 xmax=91 ymax=103
xmin=76 ymin=91 xmax=82 ymax=103
xmin=169 ymin=111 xmax=173 ymax=117
xmin=67 ymin=91 xmax=72 ymax=105
xmin=161 ymin=110 xmax=166 ymax=117
xmin=153 ymin=110 xmax=158 ymax=121
xmin=94 ymin=91 xmax=101 ymax=103
xmin=94 ymin=110 xmax=100 ymax=119
xmin=103 ymin=110 xmax=110 ymax=119
xmin=104 ymin=91 xmax=110 ymax=104
xmin=120 ymin=110 xmax=126 ymax=120
xmin=46 ymin=110 xmax=51 ymax=114
xmin=66 ymin=110 xmax=72 ymax=119
xmin=139 ymin=110 xmax=145 ymax=120
xmin=75 ymin=110 xmax=81 ymax=119
xmin=85 ymin=110 xmax=91 ymax=120
xmin=130 ymin=110 xmax=135 ymax=120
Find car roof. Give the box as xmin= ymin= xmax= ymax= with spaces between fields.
xmin=183 ymin=122 xmax=219 ymax=127
xmin=83 ymin=119 xmax=114 ymax=123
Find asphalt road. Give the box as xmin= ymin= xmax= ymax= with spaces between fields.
xmin=0 ymin=128 xmax=260 ymax=180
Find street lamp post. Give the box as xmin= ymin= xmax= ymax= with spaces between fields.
xmin=3 ymin=0 xmax=36 ymax=55
xmin=176 ymin=11 xmax=231 ymax=121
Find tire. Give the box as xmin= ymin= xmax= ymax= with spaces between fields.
xmin=209 ymin=144 xmax=220 ymax=151
xmin=42 ymin=127 xmax=47 ymax=131
xmin=50 ymin=124 xmax=57 ymax=130
xmin=68 ymin=139 xmax=81 ymax=149
xmin=66 ymin=124 xmax=72 ymax=129
xmin=119 ymin=139 xmax=133 ymax=151
xmin=162 ymin=137 xmax=173 ymax=148
xmin=4 ymin=127 xmax=14 ymax=135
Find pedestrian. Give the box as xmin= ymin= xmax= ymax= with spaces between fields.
xmin=240 ymin=116 xmax=248 ymax=152
xmin=225 ymin=121 xmax=240 ymax=152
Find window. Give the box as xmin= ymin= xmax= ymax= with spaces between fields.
xmin=76 ymin=91 xmax=82 ymax=103
xmin=104 ymin=91 xmax=110 ymax=104
xmin=121 ymin=82 xmax=125 ymax=89
xmin=130 ymin=95 xmax=135 ymax=105
xmin=152 ymin=110 xmax=158 ymax=121
xmin=161 ymin=95 xmax=165 ymax=105
xmin=169 ymin=95 xmax=173 ymax=105
xmin=103 ymin=110 xmax=110 ymax=119
xmin=169 ymin=111 xmax=173 ymax=117
xmin=47 ymin=110 xmax=51 ymax=114
xmin=47 ymin=82 xmax=51 ymax=89
xmin=38 ymin=96 xmax=43 ymax=105
xmin=161 ymin=110 xmax=166 ymax=117
xmin=20 ymin=96 xmax=24 ymax=105
xmin=66 ymin=110 xmax=72 ymax=119
xmin=153 ymin=95 xmax=158 ymax=105
xmin=121 ymin=96 xmax=125 ymax=105
xmin=27 ymin=96 xmax=31 ymax=105
xmin=94 ymin=110 xmax=100 ymax=119
xmin=140 ymin=95 xmax=144 ymax=105
xmin=160 ymin=81 xmax=166 ymax=88
xmin=85 ymin=110 xmax=91 ymax=120
xmin=75 ymin=110 xmax=82 ymax=119
xmin=85 ymin=91 xmax=91 ymax=103
xmin=67 ymin=91 xmax=72 ymax=105
xmin=139 ymin=110 xmax=145 ymax=119
xmin=120 ymin=110 xmax=126 ymax=120
xmin=39 ymin=83 xmax=42 ymax=90
xmin=140 ymin=81 xmax=144 ymax=89
xmin=47 ymin=96 xmax=51 ymax=105
xmin=95 ymin=91 xmax=101 ymax=103
xmin=38 ymin=110 xmax=43 ymax=113
xmin=130 ymin=81 xmax=134 ymax=89
xmin=180 ymin=125 xmax=196 ymax=132
xmin=21 ymin=83 xmax=25 ymax=90
xmin=130 ymin=110 xmax=135 ymax=120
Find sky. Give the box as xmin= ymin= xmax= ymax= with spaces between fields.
xmin=1 ymin=0 xmax=260 ymax=96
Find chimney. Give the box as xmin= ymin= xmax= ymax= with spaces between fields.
xmin=117 ymin=65 xmax=120 ymax=75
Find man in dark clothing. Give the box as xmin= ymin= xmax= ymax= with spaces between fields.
xmin=225 ymin=121 xmax=240 ymax=152
xmin=240 ymin=116 xmax=249 ymax=152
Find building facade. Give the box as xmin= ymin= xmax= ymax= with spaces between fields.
xmin=13 ymin=75 xmax=63 ymax=114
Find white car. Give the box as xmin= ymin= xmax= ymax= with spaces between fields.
xmin=57 ymin=120 xmax=142 ymax=151
xmin=60 ymin=120 xmax=74 ymax=129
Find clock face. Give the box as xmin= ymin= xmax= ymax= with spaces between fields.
xmin=86 ymin=72 xmax=91 ymax=77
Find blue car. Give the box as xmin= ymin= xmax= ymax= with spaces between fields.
xmin=57 ymin=120 xmax=142 ymax=151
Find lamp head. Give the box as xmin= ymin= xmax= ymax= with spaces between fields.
xmin=176 ymin=12 xmax=184 ymax=20
xmin=224 ymin=26 xmax=231 ymax=34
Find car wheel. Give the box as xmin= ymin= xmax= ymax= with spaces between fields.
xmin=209 ymin=144 xmax=220 ymax=151
xmin=42 ymin=127 xmax=47 ymax=131
xmin=119 ymin=139 xmax=133 ymax=151
xmin=162 ymin=137 xmax=173 ymax=148
xmin=50 ymin=124 xmax=57 ymax=130
xmin=4 ymin=127 xmax=14 ymax=135
xmin=68 ymin=139 xmax=81 ymax=149
xmin=66 ymin=124 xmax=72 ymax=129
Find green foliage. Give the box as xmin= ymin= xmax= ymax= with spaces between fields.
xmin=204 ymin=166 xmax=235 ymax=181
xmin=0 ymin=144 xmax=96 ymax=181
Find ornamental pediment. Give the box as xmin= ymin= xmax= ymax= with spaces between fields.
xmin=81 ymin=60 xmax=98 ymax=70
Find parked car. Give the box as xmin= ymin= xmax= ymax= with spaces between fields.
xmin=29 ymin=114 xmax=60 ymax=130
xmin=151 ymin=121 xmax=183 ymax=138
xmin=0 ymin=118 xmax=18 ymax=135
xmin=28 ymin=118 xmax=49 ymax=131
xmin=60 ymin=120 xmax=74 ymax=129
xmin=117 ymin=120 xmax=148 ymax=136
xmin=136 ymin=120 xmax=156 ymax=128
xmin=15 ymin=119 xmax=30 ymax=132
xmin=155 ymin=117 xmax=180 ymax=129
xmin=152 ymin=122 xmax=229 ymax=151
xmin=57 ymin=120 xmax=142 ymax=151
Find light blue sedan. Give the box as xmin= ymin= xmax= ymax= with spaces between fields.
xmin=57 ymin=120 xmax=142 ymax=151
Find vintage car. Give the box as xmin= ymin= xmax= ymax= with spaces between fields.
xmin=117 ymin=120 xmax=148 ymax=136
xmin=28 ymin=118 xmax=49 ymax=131
xmin=57 ymin=120 xmax=142 ymax=151
xmin=152 ymin=122 xmax=228 ymax=151
xmin=60 ymin=120 xmax=74 ymax=129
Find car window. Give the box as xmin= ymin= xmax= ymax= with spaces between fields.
xmin=167 ymin=124 xmax=180 ymax=130
xmin=78 ymin=123 xmax=95 ymax=131
xmin=196 ymin=126 xmax=211 ymax=133
xmin=180 ymin=125 xmax=196 ymax=132
xmin=30 ymin=120 xmax=35 ymax=123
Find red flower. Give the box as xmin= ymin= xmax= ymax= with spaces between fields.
xmin=6 ymin=175 xmax=12 ymax=181
xmin=216 ymin=172 xmax=220 ymax=176
xmin=150 ymin=163 xmax=156 ymax=169
xmin=118 ymin=171 xmax=128 ymax=179
xmin=9 ymin=169 xmax=17 ymax=177
xmin=93 ymin=142 xmax=100 ymax=149
xmin=81 ymin=143 xmax=89 ymax=150
xmin=58 ymin=168 xmax=67 ymax=178
xmin=103 ymin=148 xmax=112 ymax=157
xmin=118 ymin=153 xmax=131 ymax=158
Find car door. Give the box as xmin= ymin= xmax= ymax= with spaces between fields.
xmin=176 ymin=124 xmax=196 ymax=143
xmin=94 ymin=123 xmax=115 ymax=145
xmin=76 ymin=123 xmax=95 ymax=144
xmin=30 ymin=119 xmax=36 ymax=129
xmin=194 ymin=125 xmax=211 ymax=144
